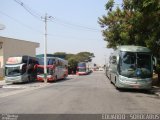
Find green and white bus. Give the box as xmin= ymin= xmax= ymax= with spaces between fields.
xmin=5 ymin=56 xmax=38 ymax=83
xmin=106 ymin=45 xmax=156 ymax=90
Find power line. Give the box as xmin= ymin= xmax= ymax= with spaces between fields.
xmin=13 ymin=0 xmax=101 ymax=33
xmin=0 ymin=10 xmax=43 ymax=34
xmin=13 ymin=0 xmax=42 ymax=21
xmin=47 ymin=33 xmax=99 ymax=41
xmin=0 ymin=10 xmax=98 ymax=42
xmin=51 ymin=17 xmax=101 ymax=32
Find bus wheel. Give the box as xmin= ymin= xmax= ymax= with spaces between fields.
xmin=28 ymin=76 xmax=31 ymax=83
xmin=110 ymin=80 xmax=113 ymax=84
xmin=114 ymin=79 xmax=117 ymax=88
xmin=109 ymin=74 xmax=113 ymax=84
xmin=115 ymin=80 xmax=120 ymax=90
xmin=55 ymin=76 xmax=57 ymax=81
xmin=63 ymin=74 xmax=67 ymax=80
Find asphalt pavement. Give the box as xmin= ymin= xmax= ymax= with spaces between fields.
xmin=0 ymin=71 xmax=160 ymax=114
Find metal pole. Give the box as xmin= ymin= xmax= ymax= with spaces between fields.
xmin=44 ymin=13 xmax=47 ymax=83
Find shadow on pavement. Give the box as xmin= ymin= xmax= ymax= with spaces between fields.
xmin=47 ymin=77 xmax=73 ymax=83
xmin=117 ymin=88 xmax=156 ymax=95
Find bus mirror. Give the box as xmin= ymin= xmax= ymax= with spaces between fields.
xmin=111 ymin=56 xmax=117 ymax=64
xmin=153 ymin=57 xmax=157 ymax=66
xmin=112 ymin=59 xmax=117 ymax=64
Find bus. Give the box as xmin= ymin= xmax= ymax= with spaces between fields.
xmin=106 ymin=45 xmax=156 ymax=90
xmin=37 ymin=57 xmax=68 ymax=82
xmin=77 ymin=62 xmax=89 ymax=75
xmin=5 ymin=56 xmax=38 ymax=83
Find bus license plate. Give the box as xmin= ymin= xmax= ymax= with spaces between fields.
xmin=132 ymin=85 xmax=140 ymax=88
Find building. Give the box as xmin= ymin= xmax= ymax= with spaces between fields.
xmin=0 ymin=36 xmax=39 ymax=77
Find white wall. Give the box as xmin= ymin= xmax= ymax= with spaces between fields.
xmin=0 ymin=36 xmax=39 ymax=77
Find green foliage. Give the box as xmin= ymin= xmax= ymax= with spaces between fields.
xmin=53 ymin=51 xmax=95 ymax=74
xmin=65 ymin=54 xmax=75 ymax=60
xmin=156 ymin=64 xmax=160 ymax=73
xmin=98 ymin=0 xmax=160 ymax=72
xmin=105 ymin=0 xmax=114 ymax=11
xmin=76 ymin=52 xmax=95 ymax=62
xmin=53 ymin=52 xmax=67 ymax=59
xmin=68 ymin=57 xmax=79 ymax=74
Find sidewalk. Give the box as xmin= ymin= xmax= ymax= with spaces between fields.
xmin=0 ymin=78 xmax=12 ymax=88
xmin=0 ymin=80 xmax=5 ymax=88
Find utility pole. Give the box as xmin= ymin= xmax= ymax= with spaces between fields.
xmin=44 ymin=13 xmax=47 ymax=83
xmin=42 ymin=13 xmax=52 ymax=83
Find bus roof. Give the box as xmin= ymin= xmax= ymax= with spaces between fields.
xmin=37 ymin=57 xmax=68 ymax=65
xmin=36 ymin=54 xmax=65 ymax=59
xmin=117 ymin=45 xmax=151 ymax=53
xmin=6 ymin=56 xmax=37 ymax=65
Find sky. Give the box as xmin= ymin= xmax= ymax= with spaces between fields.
xmin=0 ymin=0 xmax=121 ymax=65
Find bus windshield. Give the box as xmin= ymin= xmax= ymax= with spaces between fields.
xmin=119 ymin=52 xmax=152 ymax=78
xmin=78 ymin=68 xmax=86 ymax=72
xmin=78 ymin=63 xmax=86 ymax=67
xmin=5 ymin=66 xmax=21 ymax=77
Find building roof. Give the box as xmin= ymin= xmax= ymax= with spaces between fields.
xmin=0 ymin=36 xmax=39 ymax=48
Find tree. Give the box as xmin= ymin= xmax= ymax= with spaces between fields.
xmin=53 ymin=52 xmax=95 ymax=74
xmin=68 ymin=52 xmax=94 ymax=74
xmin=76 ymin=52 xmax=95 ymax=62
xmin=68 ymin=57 xmax=78 ymax=74
xmin=53 ymin=52 xmax=67 ymax=59
xmin=98 ymin=0 xmax=160 ymax=80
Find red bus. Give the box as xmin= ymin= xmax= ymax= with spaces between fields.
xmin=76 ymin=62 xmax=89 ymax=75
xmin=37 ymin=57 xmax=68 ymax=82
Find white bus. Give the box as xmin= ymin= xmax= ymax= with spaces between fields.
xmin=37 ymin=57 xmax=68 ymax=82
xmin=106 ymin=45 xmax=156 ymax=90
xmin=5 ymin=56 xmax=38 ymax=83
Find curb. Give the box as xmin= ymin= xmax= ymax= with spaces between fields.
xmin=155 ymin=92 xmax=160 ymax=97
xmin=152 ymin=86 xmax=160 ymax=97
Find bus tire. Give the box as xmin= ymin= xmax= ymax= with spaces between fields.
xmin=114 ymin=77 xmax=117 ymax=86
xmin=28 ymin=76 xmax=31 ymax=83
xmin=115 ymin=81 xmax=118 ymax=89
xmin=55 ymin=76 xmax=57 ymax=81
xmin=110 ymin=80 xmax=113 ymax=84
xmin=115 ymin=79 xmax=120 ymax=90
xmin=63 ymin=74 xmax=67 ymax=80
xmin=109 ymin=74 xmax=113 ymax=84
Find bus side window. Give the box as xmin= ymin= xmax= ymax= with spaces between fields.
xmin=22 ymin=64 xmax=27 ymax=74
xmin=27 ymin=58 xmax=34 ymax=73
xmin=22 ymin=56 xmax=28 ymax=64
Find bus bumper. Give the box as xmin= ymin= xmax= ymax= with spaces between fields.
xmin=37 ymin=75 xmax=56 ymax=82
xmin=77 ymin=72 xmax=88 ymax=75
xmin=116 ymin=76 xmax=152 ymax=90
xmin=5 ymin=76 xmax=26 ymax=83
